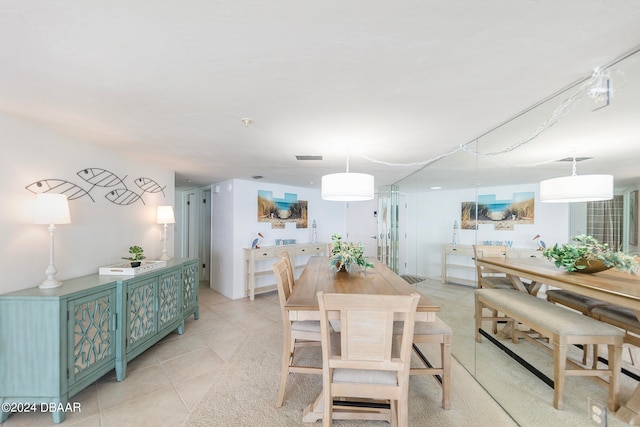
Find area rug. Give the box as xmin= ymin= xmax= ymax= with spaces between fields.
xmin=183 ymin=326 xmax=517 ymax=426
xmin=401 ymin=274 xmax=426 ymax=285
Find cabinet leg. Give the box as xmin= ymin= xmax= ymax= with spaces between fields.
xmin=116 ymin=362 xmax=126 ymax=381
xmin=51 ymin=397 xmax=68 ymax=424
xmin=0 ymin=401 xmax=9 ymax=423
xmin=194 ymin=309 xmax=200 ymax=320
xmin=177 ymin=321 xmax=185 ymax=335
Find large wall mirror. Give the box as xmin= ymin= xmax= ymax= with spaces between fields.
xmin=397 ymin=46 xmax=640 ymax=425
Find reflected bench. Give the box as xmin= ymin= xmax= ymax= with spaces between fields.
xmin=475 ymin=288 xmax=624 ymax=411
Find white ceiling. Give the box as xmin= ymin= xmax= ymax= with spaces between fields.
xmin=1 ymin=1 xmax=639 ymax=191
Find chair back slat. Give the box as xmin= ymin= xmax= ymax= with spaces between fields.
xmin=273 ymin=258 xmax=292 ymax=320
xmin=279 ymin=250 xmax=295 ymax=293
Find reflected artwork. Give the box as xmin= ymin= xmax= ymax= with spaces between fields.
xmin=461 ymin=192 xmax=535 ymax=230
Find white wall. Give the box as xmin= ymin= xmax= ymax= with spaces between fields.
xmin=0 ymin=113 xmax=175 ymax=294
xmin=404 ymin=183 xmax=570 ymax=280
xmin=210 ymin=178 xmax=346 ymax=299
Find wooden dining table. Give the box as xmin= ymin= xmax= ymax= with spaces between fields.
xmin=284 ymin=255 xmax=440 ymax=423
xmin=476 ymin=256 xmax=640 ymax=424
xmin=286 ymin=256 xmax=439 ymax=322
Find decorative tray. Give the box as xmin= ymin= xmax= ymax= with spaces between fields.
xmin=99 ymin=260 xmax=167 ymax=276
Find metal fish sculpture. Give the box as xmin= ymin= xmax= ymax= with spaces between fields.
xmin=77 ymin=168 xmax=127 ymax=190
xmin=25 ymin=179 xmax=95 ymax=202
xmin=134 ymin=177 xmax=166 ymax=196
xmin=105 ymin=189 xmax=145 ymax=205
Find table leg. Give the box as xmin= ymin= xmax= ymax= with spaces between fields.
xmin=617 ymin=312 xmax=640 ymax=424
xmin=508 ymin=274 xmax=529 ymax=293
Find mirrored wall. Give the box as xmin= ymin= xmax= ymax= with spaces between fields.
xmin=397 ymin=46 xmax=640 ymax=425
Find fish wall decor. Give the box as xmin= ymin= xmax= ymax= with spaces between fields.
xmin=26 ymin=167 xmax=168 ymax=206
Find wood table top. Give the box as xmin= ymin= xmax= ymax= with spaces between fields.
xmin=477 ymin=256 xmax=640 ymax=308
xmin=285 ymin=256 xmax=439 ymax=314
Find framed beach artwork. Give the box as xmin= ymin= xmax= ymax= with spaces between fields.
xmin=257 ymin=190 xmax=308 ymax=229
xmin=461 ymin=191 xmax=535 ymax=231
xmin=630 ymin=190 xmax=638 ymax=246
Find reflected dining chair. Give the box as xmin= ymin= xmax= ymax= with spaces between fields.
xmin=317 ymin=291 xmax=420 ymax=427
xmin=273 ymin=258 xmax=322 ymax=407
xmin=472 ymin=245 xmax=516 ymax=290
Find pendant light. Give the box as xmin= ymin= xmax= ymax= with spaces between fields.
xmin=321 ymin=155 xmax=374 ymax=201
xmin=539 ymin=156 xmax=613 ymax=203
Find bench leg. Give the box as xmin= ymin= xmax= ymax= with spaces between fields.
xmin=608 ymin=343 xmax=622 ymax=411
xmin=553 ymin=343 xmax=568 ymax=410
xmin=475 ymin=299 xmax=483 ymax=343
xmin=441 ymin=339 xmax=451 ymax=410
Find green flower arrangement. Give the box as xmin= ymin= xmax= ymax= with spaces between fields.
xmin=329 ymin=233 xmax=374 ymax=272
xmin=543 ymin=235 xmax=638 ymax=273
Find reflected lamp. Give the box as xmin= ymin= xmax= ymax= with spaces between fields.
xmin=540 ymin=157 xmax=613 ymax=203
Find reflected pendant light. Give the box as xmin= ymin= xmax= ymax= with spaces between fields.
xmin=321 ymin=155 xmax=374 ymax=201
xmin=539 ymin=157 xmax=613 ymax=203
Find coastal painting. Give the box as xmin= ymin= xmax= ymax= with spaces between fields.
xmin=461 ymin=191 xmax=535 ymax=231
xmin=258 ymin=190 xmax=308 ymax=229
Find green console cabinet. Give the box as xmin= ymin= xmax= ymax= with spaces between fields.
xmin=0 ymin=258 xmax=199 ymax=424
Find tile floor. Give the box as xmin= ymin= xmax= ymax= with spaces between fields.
xmin=1 ymin=282 xmax=282 ymax=427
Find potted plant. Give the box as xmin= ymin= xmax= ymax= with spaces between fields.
xmin=543 ymin=235 xmax=638 ymax=273
xmin=122 ymin=245 xmax=146 ymax=267
xmin=329 ymin=233 xmax=374 ymax=272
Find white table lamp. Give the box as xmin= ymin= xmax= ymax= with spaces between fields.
xmin=157 ymin=206 xmax=175 ymax=260
xmin=35 ymin=193 xmax=71 ymax=289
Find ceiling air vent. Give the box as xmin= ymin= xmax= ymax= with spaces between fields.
xmin=296 ymin=155 xmax=323 ymax=161
xmin=558 ymin=157 xmax=592 ymax=162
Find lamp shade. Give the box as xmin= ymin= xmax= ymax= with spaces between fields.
xmin=539 ymin=174 xmax=613 ymax=203
xmin=321 ymin=172 xmax=374 ymax=201
xmin=156 ymin=206 xmax=175 ymax=224
xmin=34 ymin=193 xmax=71 ymax=224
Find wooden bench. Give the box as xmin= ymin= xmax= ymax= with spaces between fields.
xmin=475 ymin=289 xmax=624 ymax=411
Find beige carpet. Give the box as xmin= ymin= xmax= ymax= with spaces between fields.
xmin=183 ymin=326 xmax=517 ymax=426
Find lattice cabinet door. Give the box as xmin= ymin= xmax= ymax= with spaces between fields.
xmin=126 ymin=276 xmax=158 ymax=352
xmin=67 ymin=287 xmax=117 ymax=388
xmin=182 ymin=261 xmax=199 ymax=316
xmin=158 ymin=270 xmax=181 ymax=329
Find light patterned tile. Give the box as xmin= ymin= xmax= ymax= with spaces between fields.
xmin=161 ymin=347 xmax=225 ymax=384
xmin=100 ymin=386 xmax=188 ymax=427
xmin=174 ymin=369 xmax=222 ymax=412
xmin=97 ymin=364 xmax=173 ymax=411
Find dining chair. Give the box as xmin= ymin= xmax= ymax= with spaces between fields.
xmin=316 ymin=291 xmax=420 ymax=427
xmin=273 ymin=258 xmax=322 ymax=408
xmin=395 ymin=315 xmax=452 ymax=409
xmin=279 ymin=250 xmax=296 ymax=293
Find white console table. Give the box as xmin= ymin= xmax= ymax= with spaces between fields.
xmin=441 ymin=244 xmax=542 ymax=286
xmin=243 ymin=243 xmax=327 ymax=300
